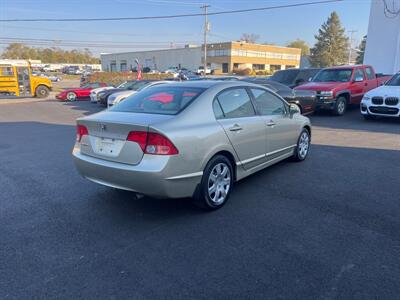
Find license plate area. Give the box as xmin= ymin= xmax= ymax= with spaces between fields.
xmin=93 ymin=137 xmax=124 ymax=157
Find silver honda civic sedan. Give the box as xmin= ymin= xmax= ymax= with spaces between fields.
xmin=73 ymin=81 xmax=311 ymax=210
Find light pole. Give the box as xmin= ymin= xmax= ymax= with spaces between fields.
xmin=201 ymin=4 xmax=210 ymax=76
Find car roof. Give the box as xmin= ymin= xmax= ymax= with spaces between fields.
xmin=144 ymin=80 xmax=273 ymax=91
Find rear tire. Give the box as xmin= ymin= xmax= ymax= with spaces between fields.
xmin=292 ymin=128 xmax=310 ymax=162
xmin=333 ymin=96 xmax=347 ymax=116
xmin=193 ymin=155 xmax=234 ymax=210
xmin=35 ymin=85 xmax=50 ymax=98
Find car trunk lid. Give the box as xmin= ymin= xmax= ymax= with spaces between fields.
xmin=77 ymin=112 xmax=173 ymax=165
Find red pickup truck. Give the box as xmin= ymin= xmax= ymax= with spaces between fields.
xmin=294 ymin=65 xmax=391 ymax=115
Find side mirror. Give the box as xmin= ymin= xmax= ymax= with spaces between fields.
xmin=289 ymin=104 xmax=301 ymax=116
xmin=295 ymin=79 xmax=305 ymax=86
xmin=354 ymin=76 xmax=364 ymax=82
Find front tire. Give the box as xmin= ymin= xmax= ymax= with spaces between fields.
xmin=292 ymin=128 xmax=310 ymax=162
xmin=333 ymin=96 xmax=347 ymax=116
xmin=67 ymin=92 xmax=77 ymax=101
xmin=194 ymin=155 xmax=234 ymax=210
xmin=35 ymin=85 xmax=50 ymax=98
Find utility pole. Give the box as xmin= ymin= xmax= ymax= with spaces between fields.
xmin=201 ymin=4 xmax=210 ymax=76
xmin=348 ymin=30 xmax=357 ymax=65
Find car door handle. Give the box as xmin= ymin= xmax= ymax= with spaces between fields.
xmin=229 ymin=124 xmax=242 ymax=132
xmin=266 ymin=120 xmax=276 ymax=127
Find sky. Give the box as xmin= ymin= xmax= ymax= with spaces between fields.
xmin=0 ymin=0 xmax=372 ymax=56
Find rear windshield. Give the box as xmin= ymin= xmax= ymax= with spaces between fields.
xmin=110 ymin=86 xmax=205 ymax=115
xmin=270 ymin=70 xmax=300 ymax=84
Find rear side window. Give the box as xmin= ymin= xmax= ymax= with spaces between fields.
xmin=110 ymin=86 xmax=205 ymax=115
xmin=365 ymin=67 xmax=375 ymax=80
xmin=216 ymin=88 xmax=255 ymax=118
xmin=0 ymin=66 xmax=14 ymax=76
xmin=250 ymin=88 xmax=287 ymax=116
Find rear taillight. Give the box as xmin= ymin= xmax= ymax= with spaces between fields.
xmin=127 ymin=131 xmax=178 ymax=155
xmin=76 ymin=125 xmax=88 ymax=142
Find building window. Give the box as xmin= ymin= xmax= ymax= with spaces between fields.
xmin=286 ymin=65 xmax=296 ymax=69
xmin=270 ymin=65 xmax=282 ymax=72
xmin=120 ymin=60 xmax=127 ymax=72
xmin=252 ymin=64 xmax=265 ymax=70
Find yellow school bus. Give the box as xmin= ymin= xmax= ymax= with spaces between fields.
xmin=0 ymin=59 xmax=52 ymax=97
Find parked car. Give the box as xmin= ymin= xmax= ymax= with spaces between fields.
xmin=196 ymin=66 xmax=212 ymax=75
xmin=90 ymin=86 xmax=115 ymax=103
xmin=361 ymin=72 xmax=400 ymax=119
xmin=242 ymin=78 xmax=316 ymax=115
xmin=98 ymin=80 xmax=159 ymax=106
xmin=64 ymin=66 xmax=81 ymax=75
xmin=269 ymin=68 xmax=321 ymax=88
xmin=72 ymin=81 xmax=311 ymax=210
xmin=56 ymin=82 xmax=108 ymax=101
xmin=294 ymin=65 xmax=392 ymax=115
xmin=107 ymin=81 xmax=172 ymax=107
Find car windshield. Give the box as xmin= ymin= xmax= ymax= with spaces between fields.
xmin=110 ymin=86 xmax=205 ymax=115
xmin=385 ymin=73 xmax=400 ymax=86
xmin=81 ymin=84 xmax=90 ymax=88
xmin=270 ymin=70 xmax=299 ymax=84
xmin=313 ymin=69 xmax=353 ymax=82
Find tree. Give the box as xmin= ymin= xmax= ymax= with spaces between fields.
xmin=1 ymin=43 xmax=100 ymax=64
xmin=356 ymin=35 xmax=366 ymax=64
xmin=287 ymin=39 xmax=310 ymax=56
xmin=310 ymin=12 xmax=349 ymax=67
xmin=240 ymin=33 xmax=260 ymax=43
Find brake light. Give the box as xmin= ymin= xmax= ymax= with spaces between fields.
xmin=76 ymin=125 xmax=88 ymax=142
xmin=127 ymin=131 xmax=147 ymax=152
xmin=126 ymin=131 xmax=178 ymax=155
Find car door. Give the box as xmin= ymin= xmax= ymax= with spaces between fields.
xmin=364 ymin=66 xmax=378 ymax=93
xmin=249 ymin=88 xmax=299 ymax=161
xmin=350 ymin=68 xmax=366 ymax=104
xmin=214 ymin=87 xmax=267 ymax=170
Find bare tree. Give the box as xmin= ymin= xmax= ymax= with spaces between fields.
xmin=240 ymin=33 xmax=260 ymax=43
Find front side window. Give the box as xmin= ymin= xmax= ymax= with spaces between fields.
xmin=216 ymin=88 xmax=255 ymax=118
xmin=354 ymin=69 xmax=365 ymax=80
xmin=250 ymin=88 xmax=287 ymax=116
xmin=111 ymin=86 xmax=205 ymax=115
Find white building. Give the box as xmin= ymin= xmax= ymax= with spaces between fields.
xmin=364 ymin=0 xmax=400 ymax=74
xmin=101 ymin=46 xmax=202 ymax=72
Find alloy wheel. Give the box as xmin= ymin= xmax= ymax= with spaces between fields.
xmin=298 ymin=131 xmax=310 ymax=159
xmin=207 ymin=163 xmax=231 ymax=205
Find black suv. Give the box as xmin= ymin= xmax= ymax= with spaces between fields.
xmin=269 ymin=68 xmax=320 ymax=88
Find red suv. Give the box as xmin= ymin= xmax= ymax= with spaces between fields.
xmin=294 ymin=65 xmax=391 ymax=115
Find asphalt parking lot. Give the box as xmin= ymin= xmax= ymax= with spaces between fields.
xmin=0 ymin=98 xmax=399 ymax=299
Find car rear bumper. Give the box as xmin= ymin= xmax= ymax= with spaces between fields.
xmin=72 ymin=146 xmax=202 ymax=199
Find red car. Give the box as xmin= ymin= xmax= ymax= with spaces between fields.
xmin=294 ymin=65 xmax=391 ymax=115
xmin=56 ymin=82 xmax=108 ymax=101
